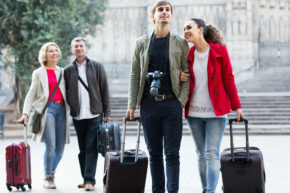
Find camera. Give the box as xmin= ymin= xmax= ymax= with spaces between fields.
xmin=146 ymin=71 xmax=163 ymax=96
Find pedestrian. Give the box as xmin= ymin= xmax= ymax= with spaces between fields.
xmin=126 ymin=1 xmax=189 ymax=193
xmin=64 ymin=37 xmax=110 ymax=191
xmin=181 ymin=18 xmax=244 ymax=193
xmin=19 ymin=42 xmax=70 ymax=189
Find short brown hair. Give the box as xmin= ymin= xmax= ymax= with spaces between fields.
xmin=151 ymin=1 xmax=173 ymax=15
xmin=71 ymin=36 xmax=88 ymax=47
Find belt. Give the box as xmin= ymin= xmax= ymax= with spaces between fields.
xmin=143 ymin=94 xmax=176 ymax=101
xmin=51 ymin=100 xmax=65 ymax=106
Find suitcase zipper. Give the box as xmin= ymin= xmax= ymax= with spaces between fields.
xmin=11 ymin=143 xmax=15 ymax=186
xmin=15 ymin=152 xmax=18 ymax=176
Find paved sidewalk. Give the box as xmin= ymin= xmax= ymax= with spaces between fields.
xmin=0 ymin=135 xmax=289 ymax=193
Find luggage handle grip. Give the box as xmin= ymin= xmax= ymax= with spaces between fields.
xmin=229 ymin=118 xmax=250 ymax=162
xmin=120 ymin=117 xmax=142 ymax=164
xmin=124 ymin=117 xmax=141 ymax=122
xmin=229 ymin=118 xmax=248 ymax=124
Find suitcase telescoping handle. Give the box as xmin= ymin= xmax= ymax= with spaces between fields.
xmin=17 ymin=120 xmax=31 ymax=183
xmin=229 ymin=118 xmax=250 ymax=162
xmin=18 ymin=120 xmax=28 ymax=148
xmin=120 ymin=117 xmax=142 ymax=164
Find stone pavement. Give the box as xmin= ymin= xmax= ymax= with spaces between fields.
xmin=0 ymin=135 xmax=289 ymax=193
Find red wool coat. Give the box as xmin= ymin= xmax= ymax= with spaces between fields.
xmin=184 ymin=42 xmax=242 ymax=118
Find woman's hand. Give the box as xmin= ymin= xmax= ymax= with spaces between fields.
xmin=235 ymin=108 xmax=244 ymax=122
xmin=180 ymin=70 xmax=190 ymax=82
xmin=18 ymin=114 xmax=29 ymax=125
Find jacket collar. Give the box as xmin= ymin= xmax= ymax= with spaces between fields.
xmin=73 ymin=57 xmax=91 ymax=67
xmin=188 ymin=41 xmax=223 ymax=63
xmin=143 ymin=31 xmax=178 ymax=68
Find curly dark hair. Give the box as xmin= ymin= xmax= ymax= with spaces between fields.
xmin=190 ymin=18 xmax=226 ymax=45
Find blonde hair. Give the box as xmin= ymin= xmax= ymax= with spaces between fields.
xmin=38 ymin=42 xmax=61 ymax=66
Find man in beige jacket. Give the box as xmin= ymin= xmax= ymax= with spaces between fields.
xmin=126 ymin=1 xmax=189 ymax=193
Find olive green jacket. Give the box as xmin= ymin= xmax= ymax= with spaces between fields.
xmin=128 ymin=32 xmax=190 ymax=109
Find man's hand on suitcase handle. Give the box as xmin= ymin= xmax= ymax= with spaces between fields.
xmin=103 ymin=116 xmax=111 ymax=123
xmin=125 ymin=108 xmax=135 ymax=122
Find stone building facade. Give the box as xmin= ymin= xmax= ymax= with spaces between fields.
xmin=86 ymin=0 xmax=290 ymax=94
xmin=1 ymin=0 xmax=289 ymax=96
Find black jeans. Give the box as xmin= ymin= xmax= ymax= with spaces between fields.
xmin=73 ymin=116 xmax=102 ymax=185
xmin=140 ymin=98 xmax=183 ymax=193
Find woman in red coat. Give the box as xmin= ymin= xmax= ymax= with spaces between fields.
xmin=181 ymin=18 xmax=244 ymax=193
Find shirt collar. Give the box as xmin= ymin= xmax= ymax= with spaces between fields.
xmin=77 ymin=59 xmax=86 ymax=67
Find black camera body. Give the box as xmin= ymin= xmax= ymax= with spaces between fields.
xmin=146 ymin=70 xmax=163 ymax=96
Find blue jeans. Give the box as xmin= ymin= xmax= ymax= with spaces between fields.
xmin=141 ymin=98 xmax=183 ymax=193
xmin=42 ymin=103 xmax=66 ymax=177
xmin=187 ymin=117 xmax=226 ymax=193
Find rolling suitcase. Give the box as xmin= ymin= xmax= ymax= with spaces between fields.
xmin=220 ymin=118 xmax=265 ymax=193
xmin=98 ymin=122 xmax=121 ymax=157
xmin=103 ymin=117 xmax=148 ymax=193
xmin=6 ymin=123 xmax=32 ymax=192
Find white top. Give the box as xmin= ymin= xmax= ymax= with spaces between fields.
xmin=188 ymin=47 xmax=226 ymax=118
xmin=74 ymin=60 xmax=100 ymax=120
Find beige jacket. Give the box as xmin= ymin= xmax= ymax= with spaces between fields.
xmin=128 ymin=33 xmax=190 ymax=109
xmin=22 ymin=66 xmax=70 ymax=143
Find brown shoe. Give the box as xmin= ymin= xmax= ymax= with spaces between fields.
xmin=78 ymin=183 xmax=85 ymax=188
xmin=85 ymin=184 xmax=94 ymax=191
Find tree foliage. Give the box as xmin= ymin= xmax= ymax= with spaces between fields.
xmin=0 ymin=0 xmax=107 ymax=112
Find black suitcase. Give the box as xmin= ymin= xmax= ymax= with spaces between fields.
xmin=98 ymin=122 xmax=121 ymax=157
xmin=220 ymin=118 xmax=266 ymax=193
xmin=103 ymin=117 xmax=148 ymax=193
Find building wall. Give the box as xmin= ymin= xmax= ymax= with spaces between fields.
xmin=2 ymin=0 xmax=289 ymax=95
xmin=86 ymin=0 xmax=290 ymax=94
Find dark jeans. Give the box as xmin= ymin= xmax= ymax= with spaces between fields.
xmin=73 ymin=116 xmax=102 ymax=186
xmin=140 ymin=98 xmax=183 ymax=193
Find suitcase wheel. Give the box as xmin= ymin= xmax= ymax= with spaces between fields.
xmin=6 ymin=184 xmax=12 ymax=192
xmin=20 ymin=185 xmax=26 ymax=191
xmin=16 ymin=186 xmax=20 ymax=190
xmin=28 ymin=184 xmax=32 ymax=189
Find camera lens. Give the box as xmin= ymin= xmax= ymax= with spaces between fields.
xmin=150 ymin=87 xmax=159 ymax=96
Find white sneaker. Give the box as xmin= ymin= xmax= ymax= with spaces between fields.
xmin=43 ymin=175 xmax=56 ymax=189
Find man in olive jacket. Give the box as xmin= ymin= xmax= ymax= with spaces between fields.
xmin=64 ymin=37 xmax=110 ymax=191
xmin=126 ymin=1 xmax=189 ymax=193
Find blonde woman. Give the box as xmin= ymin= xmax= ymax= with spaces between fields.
xmin=19 ymin=42 xmax=70 ymax=189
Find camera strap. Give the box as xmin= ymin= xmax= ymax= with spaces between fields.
xmin=148 ymin=32 xmax=170 ymax=75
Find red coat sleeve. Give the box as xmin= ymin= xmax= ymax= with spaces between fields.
xmin=220 ymin=45 xmax=242 ymax=110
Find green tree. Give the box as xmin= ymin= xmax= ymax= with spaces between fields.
xmin=0 ymin=0 xmax=107 ymax=115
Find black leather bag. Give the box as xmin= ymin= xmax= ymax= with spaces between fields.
xmin=28 ymin=111 xmax=43 ymax=134
xmin=27 ymin=70 xmax=63 ymax=134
